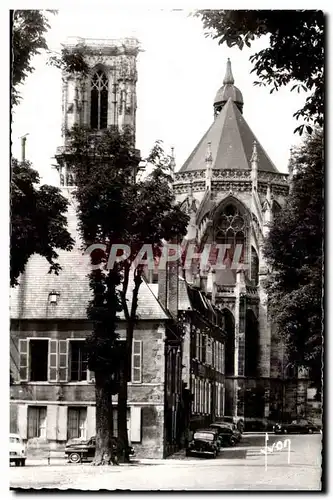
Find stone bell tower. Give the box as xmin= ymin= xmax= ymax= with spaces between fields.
xmin=55 ymin=36 xmax=140 ymax=187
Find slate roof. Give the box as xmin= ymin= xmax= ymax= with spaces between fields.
xmin=179 ymin=98 xmax=278 ymax=174
xmin=10 ymin=190 xmax=168 ymax=321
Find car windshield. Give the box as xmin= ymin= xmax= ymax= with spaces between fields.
xmin=10 ymin=437 xmax=20 ymax=443
xmin=194 ymin=432 xmax=214 ymax=441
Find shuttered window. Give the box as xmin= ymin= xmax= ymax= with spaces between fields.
xmin=27 ymin=406 xmax=47 ymax=438
xmin=132 ymin=340 xmax=142 ymax=383
xmin=67 ymin=407 xmax=87 ymax=440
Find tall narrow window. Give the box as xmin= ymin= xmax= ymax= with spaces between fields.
xmin=70 ymin=341 xmax=88 ymax=382
xmin=90 ymin=70 xmax=108 ymax=129
xmin=67 ymin=407 xmax=87 ymax=440
xmin=132 ymin=340 xmax=142 ymax=383
xmin=27 ymin=406 xmax=47 ymax=438
xmin=30 ymin=340 xmax=48 ymax=382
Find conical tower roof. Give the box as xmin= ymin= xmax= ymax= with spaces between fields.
xmin=179 ymin=98 xmax=278 ymax=173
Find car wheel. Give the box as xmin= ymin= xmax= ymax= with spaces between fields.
xmin=185 ymin=450 xmax=191 ymax=457
xmin=230 ymin=438 xmax=236 ymax=446
xmin=283 ymin=429 xmax=288 ymax=434
xmin=308 ymin=428 xmax=313 ymax=434
xmin=69 ymin=452 xmax=81 ymax=464
xmin=21 ymin=459 xmax=26 ymax=466
xmin=212 ymin=451 xmax=217 ymax=459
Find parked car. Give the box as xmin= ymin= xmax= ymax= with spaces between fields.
xmin=65 ymin=436 xmax=135 ymax=463
xmin=209 ymin=422 xmax=242 ymax=446
xmin=10 ymin=433 xmax=26 ymax=466
xmin=273 ymin=419 xmax=319 ymax=435
xmin=218 ymin=416 xmax=245 ymax=433
xmin=186 ymin=428 xmax=221 ymax=458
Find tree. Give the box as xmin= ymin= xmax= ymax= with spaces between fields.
xmin=62 ymin=125 xmax=189 ymax=464
xmin=195 ymin=10 xmax=324 ymax=134
xmin=263 ymin=129 xmax=323 ymax=396
xmin=11 ymin=10 xmax=57 ymax=106
xmin=10 ymin=159 xmax=74 ymax=287
xmin=11 ymin=10 xmax=75 ymax=286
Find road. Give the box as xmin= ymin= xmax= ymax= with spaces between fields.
xmin=9 ymin=434 xmax=322 ymax=491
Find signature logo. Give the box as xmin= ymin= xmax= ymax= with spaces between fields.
xmin=260 ymin=433 xmax=291 ymax=471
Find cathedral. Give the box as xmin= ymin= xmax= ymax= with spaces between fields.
xmin=10 ymin=37 xmax=319 ymax=459
xmin=174 ymin=59 xmax=311 ymax=422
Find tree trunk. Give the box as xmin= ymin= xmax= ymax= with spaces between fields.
xmin=117 ymin=356 xmax=130 ymax=462
xmin=93 ymin=373 xmax=118 ymax=466
xmin=117 ymin=269 xmax=142 ymax=462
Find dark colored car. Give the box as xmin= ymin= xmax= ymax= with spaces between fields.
xmin=218 ymin=416 xmax=245 ymax=433
xmin=210 ymin=422 xmax=242 ymax=446
xmin=65 ymin=436 xmax=135 ymax=463
xmin=273 ymin=419 xmax=319 ymax=435
xmin=186 ymin=429 xmax=221 ymax=458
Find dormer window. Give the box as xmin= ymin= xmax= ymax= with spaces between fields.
xmin=90 ymin=70 xmax=108 ymax=130
xmin=49 ymin=291 xmax=59 ymax=305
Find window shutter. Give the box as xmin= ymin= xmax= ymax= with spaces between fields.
xmin=130 ymin=406 xmax=141 ymax=443
xmin=18 ymin=405 xmax=28 ymax=439
xmin=58 ymin=340 xmax=68 ymax=382
xmin=207 ymin=338 xmax=212 ymax=365
xmin=195 ymin=332 xmax=199 ymax=359
xmin=221 ymin=344 xmax=225 ymax=374
xmin=132 ymin=340 xmax=142 ymax=383
xmin=48 ymin=340 xmax=58 ymax=382
xmin=19 ymin=339 xmax=29 ymax=382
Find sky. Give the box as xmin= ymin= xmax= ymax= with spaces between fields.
xmin=11 ymin=7 xmax=308 ymax=186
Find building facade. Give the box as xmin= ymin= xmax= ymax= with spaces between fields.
xmin=9 ymin=37 xmax=226 ymax=458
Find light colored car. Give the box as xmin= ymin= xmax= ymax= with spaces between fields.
xmin=10 ymin=433 xmax=26 ymax=466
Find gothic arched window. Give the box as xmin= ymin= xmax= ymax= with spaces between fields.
xmin=90 ymin=70 xmax=108 ymax=129
xmin=215 ymin=204 xmax=247 ymax=266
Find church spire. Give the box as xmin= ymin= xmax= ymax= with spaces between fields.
xmin=223 ymin=58 xmax=235 ymax=85
xmin=214 ymin=59 xmax=244 ymax=116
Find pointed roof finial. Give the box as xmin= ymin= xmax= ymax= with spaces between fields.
xmin=223 ymin=58 xmax=235 ymax=85
xmin=266 ymin=183 xmax=272 ymax=204
xmin=205 ymin=141 xmax=213 ymax=163
xmin=251 ymin=140 xmax=258 ymax=163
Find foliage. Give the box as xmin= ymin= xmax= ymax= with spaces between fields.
xmin=264 ymin=129 xmax=323 ymax=393
xmin=62 ymin=125 xmax=189 ymax=462
xmin=10 ymin=159 xmax=74 ymax=287
xmin=195 ymin=10 xmax=324 ymax=134
xmin=12 ymin=10 xmax=57 ymax=106
xmin=47 ymin=46 xmax=90 ymax=76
